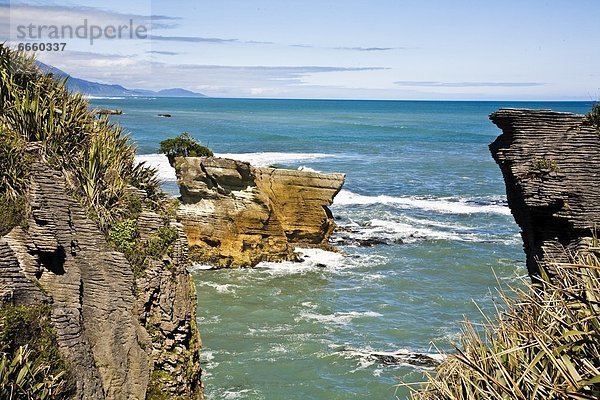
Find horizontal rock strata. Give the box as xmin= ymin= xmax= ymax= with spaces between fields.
xmin=0 ymin=162 xmax=203 ymax=399
xmin=175 ymin=157 xmax=345 ymax=267
xmin=489 ymin=108 xmax=600 ymax=277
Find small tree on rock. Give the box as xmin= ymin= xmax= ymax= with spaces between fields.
xmin=159 ymin=133 xmax=213 ymax=166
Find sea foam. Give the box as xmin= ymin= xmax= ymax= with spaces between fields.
xmin=333 ymin=189 xmax=511 ymax=216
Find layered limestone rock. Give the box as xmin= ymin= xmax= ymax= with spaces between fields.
xmin=0 ymin=162 xmax=203 ymax=399
xmin=175 ymin=156 xmax=345 ymax=267
xmin=490 ymin=108 xmax=599 ymax=277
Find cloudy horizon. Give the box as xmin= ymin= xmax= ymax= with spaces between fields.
xmin=1 ymin=0 xmax=598 ymax=100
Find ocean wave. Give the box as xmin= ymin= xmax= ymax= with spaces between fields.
xmin=297 ymin=310 xmax=383 ymax=325
xmin=297 ymin=165 xmax=321 ymax=173
xmin=333 ymin=190 xmax=511 ymax=216
xmin=135 ymin=154 xmax=177 ymax=181
xmin=254 ymin=248 xmax=346 ymax=274
xmin=201 ymin=281 xmax=240 ymax=294
xmin=215 ymin=152 xmax=336 ymax=167
xmin=333 ymin=214 xmax=520 ymax=245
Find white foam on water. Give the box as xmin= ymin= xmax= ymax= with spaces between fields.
xmin=334 ymin=189 xmax=511 ymax=216
xmin=201 ymin=281 xmax=239 ymax=294
xmin=297 ymin=165 xmax=321 ymax=173
xmin=365 ymin=218 xmax=464 ymax=243
xmin=341 ymin=347 xmax=445 ymax=371
xmin=254 ymin=247 xmax=346 ymax=275
xmin=188 ymin=263 xmax=216 ymax=272
xmin=221 ymin=389 xmax=256 ymax=400
xmin=135 ymin=154 xmax=177 ymax=181
xmin=215 ymin=152 xmax=336 ymax=167
xmin=298 ymin=310 xmax=383 ymax=326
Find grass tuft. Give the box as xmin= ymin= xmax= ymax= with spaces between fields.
xmin=407 ymin=249 xmax=600 ymax=400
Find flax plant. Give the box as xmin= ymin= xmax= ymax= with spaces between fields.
xmin=409 ymin=250 xmax=600 ymax=400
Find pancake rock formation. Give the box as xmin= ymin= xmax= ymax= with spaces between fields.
xmin=490 ymin=108 xmax=600 ymax=278
xmin=0 ymin=162 xmax=203 ymax=400
xmin=174 ymin=156 xmax=345 ymax=267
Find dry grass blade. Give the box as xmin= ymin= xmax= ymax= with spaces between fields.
xmin=409 ymin=249 xmax=600 ymax=400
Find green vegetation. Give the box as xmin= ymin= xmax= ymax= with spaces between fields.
xmin=1 ymin=45 xmax=189 ymax=395
xmin=409 ymin=249 xmax=600 ymax=400
xmin=108 ymin=219 xmax=179 ymax=278
xmin=0 ymin=305 xmax=71 ymax=398
xmin=0 ymin=129 xmax=31 ymax=235
xmin=0 ymin=44 xmax=162 ymax=231
xmin=0 ymin=44 xmax=181 ymax=270
xmin=583 ymin=102 xmax=600 ymax=129
xmin=159 ymin=132 xmax=213 ymax=166
xmin=0 ymin=345 xmax=67 ymax=400
xmin=0 ymin=195 xmax=28 ymax=237
xmin=533 ymin=157 xmax=560 ymax=173
xmin=107 ymin=219 xmax=138 ymax=253
xmin=147 ymin=370 xmax=182 ymax=400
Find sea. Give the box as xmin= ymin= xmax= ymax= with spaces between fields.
xmin=89 ymin=98 xmax=592 ymax=400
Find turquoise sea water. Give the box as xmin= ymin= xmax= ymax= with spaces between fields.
xmin=90 ymin=98 xmax=592 ymax=399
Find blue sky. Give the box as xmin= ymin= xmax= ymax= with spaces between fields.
xmin=1 ymin=0 xmax=599 ymax=99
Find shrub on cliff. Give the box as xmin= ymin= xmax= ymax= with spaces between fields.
xmin=0 ymin=305 xmax=71 ymax=398
xmin=408 ymin=249 xmax=600 ymax=400
xmin=159 ymin=133 xmax=213 ymax=166
xmin=0 ymin=345 xmax=67 ymax=399
xmin=583 ymin=102 xmax=600 ymax=130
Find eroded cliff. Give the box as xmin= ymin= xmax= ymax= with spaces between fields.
xmin=0 ymin=162 xmax=203 ymax=399
xmin=175 ymin=156 xmax=345 ymax=267
xmin=490 ymin=108 xmax=600 ymax=277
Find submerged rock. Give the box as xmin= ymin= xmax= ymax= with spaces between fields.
xmin=342 ymin=348 xmax=444 ymax=369
xmin=95 ymin=109 xmax=122 ymax=115
xmin=174 ymin=156 xmax=345 ymax=268
xmin=490 ymin=108 xmax=600 ymax=278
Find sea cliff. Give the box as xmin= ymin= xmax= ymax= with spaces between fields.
xmin=412 ymin=107 xmax=600 ymax=399
xmin=0 ymin=161 xmax=203 ymax=399
xmin=490 ymin=108 xmax=600 ymax=277
xmin=0 ymin=45 xmax=203 ymax=399
xmin=174 ymin=156 xmax=345 ymax=267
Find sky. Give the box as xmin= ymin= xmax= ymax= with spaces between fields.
xmin=0 ymin=0 xmax=599 ymax=100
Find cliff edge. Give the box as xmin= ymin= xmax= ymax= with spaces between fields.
xmin=0 ymin=162 xmax=203 ymax=399
xmin=175 ymin=157 xmax=345 ymax=267
xmin=490 ymin=108 xmax=600 ymax=277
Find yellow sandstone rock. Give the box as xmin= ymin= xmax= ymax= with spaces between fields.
xmin=174 ymin=157 xmax=345 ymax=268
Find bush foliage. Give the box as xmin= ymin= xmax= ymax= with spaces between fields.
xmin=0 ymin=345 xmax=67 ymax=400
xmin=409 ymin=249 xmax=600 ymax=400
xmin=159 ymin=132 xmax=213 ymax=165
xmin=583 ymin=102 xmax=600 ymax=129
xmin=0 ymin=44 xmax=163 ymax=230
xmin=0 ymin=305 xmax=71 ymax=398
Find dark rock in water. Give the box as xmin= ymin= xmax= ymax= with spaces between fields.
xmin=370 ymin=351 xmax=442 ymax=367
xmin=95 ymin=108 xmax=122 ymax=115
xmin=489 ymin=108 xmax=600 ymax=278
xmin=350 ymin=237 xmax=389 ymax=247
xmin=333 ymin=227 xmax=392 ymax=247
xmin=343 ymin=348 xmax=444 ymax=369
xmin=158 ymin=113 xmax=172 ymax=117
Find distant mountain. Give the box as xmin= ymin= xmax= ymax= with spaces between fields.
xmin=36 ymin=62 xmax=207 ymax=98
